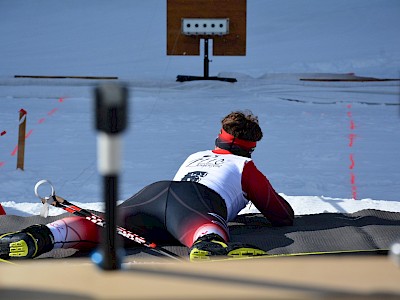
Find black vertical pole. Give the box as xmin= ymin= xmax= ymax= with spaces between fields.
xmin=103 ymin=175 xmax=118 ymax=268
xmin=204 ymin=38 xmax=209 ymax=78
xmin=94 ymin=83 xmax=128 ymax=270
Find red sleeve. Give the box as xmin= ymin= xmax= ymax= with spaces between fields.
xmin=241 ymin=161 xmax=294 ymax=226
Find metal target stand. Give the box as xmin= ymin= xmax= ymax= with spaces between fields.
xmin=167 ymin=0 xmax=247 ymax=83
xmin=176 ymin=19 xmax=236 ymax=83
xmin=176 ymin=38 xmax=237 ymax=83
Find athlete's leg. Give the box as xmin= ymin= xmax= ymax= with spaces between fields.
xmin=163 ymin=181 xmax=266 ymax=261
xmin=119 ymin=181 xmax=229 ymax=248
xmin=0 ymin=216 xmax=99 ymax=259
xmin=118 ymin=181 xmax=176 ymax=246
xmin=46 ymin=216 xmax=99 ymax=251
xmin=165 ymin=181 xmax=229 ymax=247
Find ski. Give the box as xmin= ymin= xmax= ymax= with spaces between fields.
xmin=0 ymin=257 xmax=16 ymax=265
xmin=194 ymin=248 xmax=389 ymax=262
xmin=47 ymin=195 xmax=183 ymax=261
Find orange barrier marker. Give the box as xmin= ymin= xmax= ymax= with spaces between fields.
xmin=0 ymin=203 xmax=6 ymax=215
xmin=17 ymin=109 xmax=27 ymax=170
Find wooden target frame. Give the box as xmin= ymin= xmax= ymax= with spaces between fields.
xmin=167 ymin=0 xmax=246 ymax=82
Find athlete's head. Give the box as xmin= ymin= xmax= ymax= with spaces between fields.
xmin=215 ymin=110 xmax=263 ymax=158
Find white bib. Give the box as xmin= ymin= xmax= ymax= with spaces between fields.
xmin=173 ymin=150 xmax=251 ymax=221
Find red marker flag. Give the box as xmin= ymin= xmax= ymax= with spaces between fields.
xmin=0 ymin=203 xmax=6 ymax=215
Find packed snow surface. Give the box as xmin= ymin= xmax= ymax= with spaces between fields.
xmin=0 ymin=0 xmax=399 ymax=216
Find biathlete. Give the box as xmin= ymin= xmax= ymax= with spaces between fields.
xmin=0 ymin=111 xmax=294 ymax=261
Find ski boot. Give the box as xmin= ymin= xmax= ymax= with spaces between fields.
xmin=0 ymin=224 xmax=54 ymax=259
xmin=189 ymin=233 xmax=266 ymax=261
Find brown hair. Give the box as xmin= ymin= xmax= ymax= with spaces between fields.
xmin=221 ymin=110 xmax=263 ymax=142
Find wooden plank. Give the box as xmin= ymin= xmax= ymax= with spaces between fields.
xmin=1 ymin=257 xmax=399 ymax=299
xmin=14 ymin=75 xmax=118 ymax=80
xmin=300 ymin=78 xmax=400 ymax=82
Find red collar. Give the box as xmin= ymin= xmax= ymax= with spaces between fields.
xmin=212 ymin=148 xmax=232 ymax=155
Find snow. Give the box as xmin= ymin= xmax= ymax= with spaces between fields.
xmin=0 ymin=0 xmax=399 ymax=217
